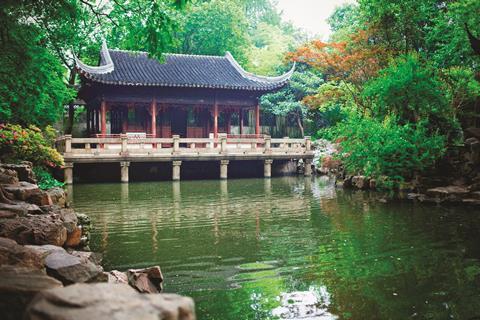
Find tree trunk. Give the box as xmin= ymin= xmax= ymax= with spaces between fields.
xmin=296 ymin=112 xmax=304 ymax=137
xmin=65 ymin=69 xmax=77 ymax=134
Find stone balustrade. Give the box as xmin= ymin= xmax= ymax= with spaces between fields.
xmin=56 ymin=135 xmax=314 ymax=183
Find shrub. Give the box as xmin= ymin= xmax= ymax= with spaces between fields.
xmin=362 ymin=54 xmax=460 ymax=140
xmin=33 ymin=167 xmax=64 ymax=190
xmin=0 ymin=123 xmax=64 ymax=167
xmin=319 ymin=115 xmax=446 ymax=186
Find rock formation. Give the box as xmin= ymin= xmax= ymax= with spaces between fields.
xmin=0 ymin=162 xmax=196 ymax=319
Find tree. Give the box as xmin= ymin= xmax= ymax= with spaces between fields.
xmin=289 ymin=28 xmax=390 ymax=113
xmin=0 ymin=0 xmax=75 ymax=127
xmin=260 ymin=68 xmax=324 ymax=136
xmin=107 ymin=0 xmax=182 ymax=59
xmin=327 ymin=3 xmax=360 ymax=39
xmin=179 ymin=0 xmax=251 ymax=65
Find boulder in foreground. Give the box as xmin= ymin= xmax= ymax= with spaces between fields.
xmin=0 ymin=266 xmax=62 ymax=320
xmin=25 ymin=283 xmax=196 ymax=320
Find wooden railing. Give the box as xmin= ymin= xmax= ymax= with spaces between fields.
xmin=57 ymin=134 xmax=312 ymax=157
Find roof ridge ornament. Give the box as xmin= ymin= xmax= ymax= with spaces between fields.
xmin=224 ymin=51 xmax=295 ymax=83
xmin=74 ymin=39 xmax=114 ymax=75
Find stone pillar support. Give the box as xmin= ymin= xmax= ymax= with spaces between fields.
xmin=120 ymin=161 xmax=130 ymax=183
xmin=220 ymin=133 xmax=227 ymax=154
xmin=304 ymin=159 xmax=312 ymax=177
xmin=172 ymin=135 xmax=180 ymax=154
xmin=220 ymin=160 xmax=229 ymax=179
xmin=305 ymin=136 xmax=312 ymax=152
xmin=64 ymin=162 xmax=74 ymax=185
xmin=264 ymin=159 xmax=273 ymax=178
xmin=121 ymin=134 xmax=128 ymax=155
xmin=264 ymin=135 xmax=271 ymax=154
xmin=172 ymin=160 xmax=182 ymax=181
xmin=64 ymin=134 xmax=72 ymax=153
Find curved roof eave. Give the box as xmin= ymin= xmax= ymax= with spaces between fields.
xmin=224 ymin=51 xmax=295 ymax=84
xmin=74 ymin=40 xmax=114 ymax=75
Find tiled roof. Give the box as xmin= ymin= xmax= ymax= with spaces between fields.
xmin=75 ymin=41 xmax=294 ymax=91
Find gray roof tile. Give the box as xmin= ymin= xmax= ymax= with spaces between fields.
xmin=75 ymin=43 xmax=294 ymax=91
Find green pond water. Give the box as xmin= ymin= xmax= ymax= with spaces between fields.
xmin=69 ymin=177 xmax=480 ymax=320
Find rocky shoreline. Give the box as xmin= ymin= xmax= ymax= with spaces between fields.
xmin=0 ymin=162 xmax=195 ymax=320
xmin=313 ymin=131 xmax=480 ymax=206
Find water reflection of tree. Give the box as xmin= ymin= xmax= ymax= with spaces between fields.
xmin=313 ymin=189 xmax=480 ymax=319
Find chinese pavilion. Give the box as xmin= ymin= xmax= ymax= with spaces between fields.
xmin=75 ymin=41 xmax=294 ymax=138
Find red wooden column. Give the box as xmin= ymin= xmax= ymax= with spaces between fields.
xmin=213 ymin=102 xmax=218 ymax=138
xmin=100 ymin=100 xmax=107 ymax=136
xmin=151 ymin=98 xmax=157 ymax=137
xmin=239 ymin=108 xmax=244 ymax=135
xmin=255 ymin=104 xmax=260 ymax=135
xmin=86 ymin=108 xmax=91 ymax=135
xmin=95 ymin=108 xmax=99 ymax=133
xmin=122 ymin=106 xmax=128 ymax=133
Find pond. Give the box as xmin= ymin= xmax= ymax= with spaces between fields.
xmin=69 ymin=177 xmax=480 ymax=320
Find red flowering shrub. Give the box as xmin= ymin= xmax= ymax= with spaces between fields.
xmin=0 ymin=123 xmax=63 ymax=167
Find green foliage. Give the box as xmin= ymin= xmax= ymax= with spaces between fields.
xmin=179 ymin=0 xmax=251 ymax=65
xmin=319 ymin=116 xmax=446 ymax=186
xmin=327 ymin=3 xmax=360 ymax=40
xmin=260 ymin=69 xmax=324 ymax=135
xmin=440 ymin=67 xmax=480 ymax=116
xmin=33 ymin=167 xmax=64 ymax=190
xmin=107 ymin=0 xmax=181 ymax=59
xmin=307 ymin=81 xmax=358 ymax=127
xmin=362 ymin=54 xmax=458 ymax=137
xmin=0 ymin=2 xmax=75 ymax=127
xmin=247 ymin=22 xmax=299 ymax=76
xmin=0 ymin=124 xmax=64 ymax=167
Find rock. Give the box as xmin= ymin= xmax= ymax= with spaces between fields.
xmin=0 ymin=168 xmax=19 ymax=185
xmin=25 ymin=283 xmax=196 ymax=320
xmin=46 ymin=187 xmax=67 ymax=207
xmin=427 ymin=186 xmax=470 ymax=197
xmin=343 ymin=175 xmax=353 ymax=188
xmin=469 ymin=183 xmax=480 ymax=191
xmin=465 ymin=137 xmax=480 ymax=146
xmin=470 ymin=191 xmax=480 ymax=200
xmin=0 ymin=162 xmax=36 ymax=184
xmin=369 ymin=179 xmax=377 ymax=190
xmin=4 ymin=182 xmax=40 ymax=201
xmin=76 ymin=212 xmax=91 ymax=226
xmin=352 ymin=176 xmax=369 ymax=190
xmin=0 ymin=214 xmax=67 ymax=246
xmin=465 ymin=127 xmax=480 ymax=140
xmin=462 ymin=199 xmax=480 ymax=206
xmin=60 ymin=208 xmax=78 ymax=233
xmin=27 ymin=190 xmax=53 ymax=206
xmin=25 ymin=244 xmax=65 ymax=255
xmin=0 ymin=237 xmax=45 ymax=269
xmin=65 ymin=226 xmax=82 ymax=247
xmin=108 ymin=270 xmax=129 ymax=284
xmin=69 ymin=250 xmax=102 ymax=265
xmin=0 ymin=202 xmax=43 ymax=215
xmin=0 ymin=266 xmax=62 ymax=320
xmin=42 ymin=248 xmax=103 ymax=284
xmin=407 ymin=193 xmax=425 ymax=200
xmin=127 ymin=266 xmax=164 ymax=293
xmin=40 ymin=205 xmax=78 ymax=235
xmin=0 ymin=210 xmax=17 ymax=219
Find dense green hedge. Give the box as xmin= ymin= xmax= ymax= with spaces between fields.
xmin=318 ymin=116 xmax=446 ymax=188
